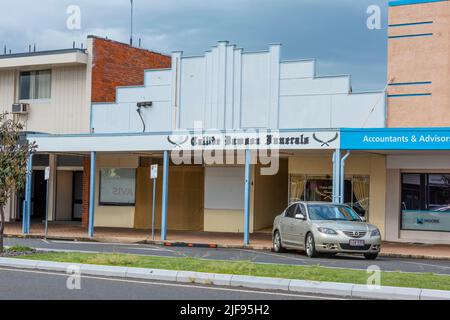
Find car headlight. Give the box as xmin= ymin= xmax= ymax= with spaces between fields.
xmin=370 ymin=229 xmax=380 ymax=237
xmin=317 ymin=227 xmax=338 ymax=235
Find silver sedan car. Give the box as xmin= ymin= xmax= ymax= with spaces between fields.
xmin=272 ymin=202 xmax=381 ymax=259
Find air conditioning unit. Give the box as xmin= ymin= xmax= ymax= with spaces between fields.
xmin=11 ymin=103 xmax=29 ymax=114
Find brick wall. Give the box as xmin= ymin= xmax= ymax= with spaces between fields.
xmin=90 ymin=36 xmax=171 ymax=103
xmin=81 ymin=156 xmax=90 ymax=228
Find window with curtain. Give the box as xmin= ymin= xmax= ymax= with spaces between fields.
xmin=352 ymin=176 xmax=370 ymax=218
xmin=289 ymin=174 xmax=370 ymax=218
xmin=19 ymin=69 xmax=52 ymax=100
xmin=289 ymin=175 xmax=307 ymax=203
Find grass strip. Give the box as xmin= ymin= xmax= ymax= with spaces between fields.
xmin=15 ymin=251 xmax=450 ymax=291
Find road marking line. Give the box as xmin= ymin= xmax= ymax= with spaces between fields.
xmin=125 ymin=247 xmax=168 ymax=252
xmin=0 ymin=267 xmax=347 ymax=300
xmin=400 ymin=261 xmax=450 ymax=270
xmin=49 ymin=240 xmax=144 ymax=246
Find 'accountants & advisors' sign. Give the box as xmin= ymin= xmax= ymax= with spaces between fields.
xmin=341 ymin=128 xmax=450 ymax=150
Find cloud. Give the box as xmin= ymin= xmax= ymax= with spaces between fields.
xmin=0 ymin=0 xmax=387 ymax=91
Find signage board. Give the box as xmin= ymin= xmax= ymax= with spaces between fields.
xmin=341 ymin=128 xmax=450 ymax=150
xmin=29 ymin=130 xmax=340 ymax=152
xmin=44 ymin=167 xmax=50 ymax=180
xmin=150 ymin=164 xmax=158 ymax=179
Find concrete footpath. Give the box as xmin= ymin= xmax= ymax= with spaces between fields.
xmin=0 ymin=257 xmax=449 ymax=300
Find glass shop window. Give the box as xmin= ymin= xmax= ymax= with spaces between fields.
xmin=401 ymin=173 xmax=450 ymax=232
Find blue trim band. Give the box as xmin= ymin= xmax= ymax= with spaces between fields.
xmin=388 ymin=21 xmax=433 ymax=27
xmin=388 ymin=93 xmax=431 ymax=97
xmin=389 ymin=0 xmax=448 ymax=7
xmin=388 ymin=81 xmax=432 ymax=86
xmin=388 ymin=33 xmax=433 ymax=39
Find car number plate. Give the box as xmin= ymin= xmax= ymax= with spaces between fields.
xmin=349 ymin=240 xmax=365 ymax=247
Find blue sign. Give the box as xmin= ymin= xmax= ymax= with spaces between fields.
xmin=341 ymin=128 xmax=450 ymax=150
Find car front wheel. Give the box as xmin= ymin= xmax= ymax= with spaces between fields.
xmin=364 ymin=253 xmax=378 ymax=260
xmin=273 ymin=231 xmax=285 ymax=253
xmin=305 ymin=233 xmax=317 ymax=258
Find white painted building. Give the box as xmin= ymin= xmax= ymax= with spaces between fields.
xmin=26 ymin=41 xmax=389 ymax=243
xmin=0 ymin=48 xmax=90 ymax=223
xmin=92 ymin=41 xmax=385 ymax=133
xmin=0 ymin=37 xmax=171 ymax=225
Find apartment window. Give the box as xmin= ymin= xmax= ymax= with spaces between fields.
xmin=19 ymin=69 xmax=52 ymax=100
xmin=401 ymin=173 xmax=450 ymax=232
xmin=99 ymin=168 xmax=136 ymax=206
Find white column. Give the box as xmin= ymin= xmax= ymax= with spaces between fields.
xmin=268 ymin=44 xmax=281 ymax=129
xmin=171 ymin=51 xmax=183 ymax=130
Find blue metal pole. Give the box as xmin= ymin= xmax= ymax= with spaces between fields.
xmin=88 ymin=151 xmax=96 ymax=238
xmin=161 ymin=151 xmax=169 ymax=241
xmin=340 ymin=151 xmax=351 ymax=204
xmin=23 ymin=153 xmax=33 ymax=235
xmin=244 ymin=149 xmax=251 ymax=245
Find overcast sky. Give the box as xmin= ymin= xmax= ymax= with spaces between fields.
xmin=0 ymin=0 xmax=388 ymax=91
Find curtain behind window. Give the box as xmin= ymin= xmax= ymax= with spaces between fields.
xmin=36 ymin=70 xmax=51 ymax=99
xmin=290 ymin=175 xmax=306 ymax=203
xmin=353 ymin=176 xmax=370 ymax=215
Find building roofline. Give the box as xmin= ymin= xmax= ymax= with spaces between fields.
xmin=87 ymin=35 xmax=171 ymax=58
xmin=0 ymin=48 xmax=86 ymax=60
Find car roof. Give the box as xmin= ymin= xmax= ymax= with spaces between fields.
xmin=291 ymin=201 xmax=346 ymax=206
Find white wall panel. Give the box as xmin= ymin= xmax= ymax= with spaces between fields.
xmin=0 ymin=71 xmax=15 ymax=113
xmin=331 ymin=93 xmax=385 ymax=128
xmin=179 ymin=57 xmax=206 ymax=129
xmin=280 ymin=76 xmax=350 ymax=96
xmin=144 ymin=70 xmax=171 ymax=86
xmin=23 ymin=65 xmax=89 ymax=134
xmin=204 ymin=167 xmax=245 ymax=210
xmin=92 ymin=101 xmax=171 ymax=133
xmin=279 ymin=95 xmax=332 ymax=129
xmin=280 ymin=60 xmax=315 ymax=79
xmin=116 ymin=85 xmax=171 ymax=103
xmin=240 ymin=52 xmax=270 ymax=128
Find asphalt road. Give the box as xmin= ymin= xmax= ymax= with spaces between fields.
xmin=0 ymin=266 xmax=340 ymax=300
xmin=4 ymin=237 xmax=450 ymax=275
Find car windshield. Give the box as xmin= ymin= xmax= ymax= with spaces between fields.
xmin=307 ymin=204 xmax=362 ymax=221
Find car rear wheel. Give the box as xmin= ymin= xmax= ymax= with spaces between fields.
xmin=305 ymin=233 xmax=317 ymax=258
xmin=273 ymin=231 xmax=286 ymax=253
xmin=364 ymin=253 xmax=378 ymax=260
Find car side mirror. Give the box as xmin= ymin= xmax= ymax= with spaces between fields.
xmin=295 ymin=213 xmax=305 ymax=220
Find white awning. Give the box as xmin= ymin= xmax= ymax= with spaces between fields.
xmin=28 ymin=129 xmax=341 ymax=153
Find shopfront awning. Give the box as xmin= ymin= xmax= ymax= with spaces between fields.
xmin=27 ymin=129 xmax=341 ymax=153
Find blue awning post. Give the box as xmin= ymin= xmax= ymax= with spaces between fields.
xmin=244 ymin=149 xmax=251 ymax=245
xmin=161 ymin=150 xmax=169 ymax=241
xmin=88 ymin=151 xmax=96 ymax=238
xmin=332 ymin=149 xmax=341 ymax=203
xmin=339 ymin=152 xmax=351 ymax=204
xmin=23 ymin=153 xmax=33 ymax=235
